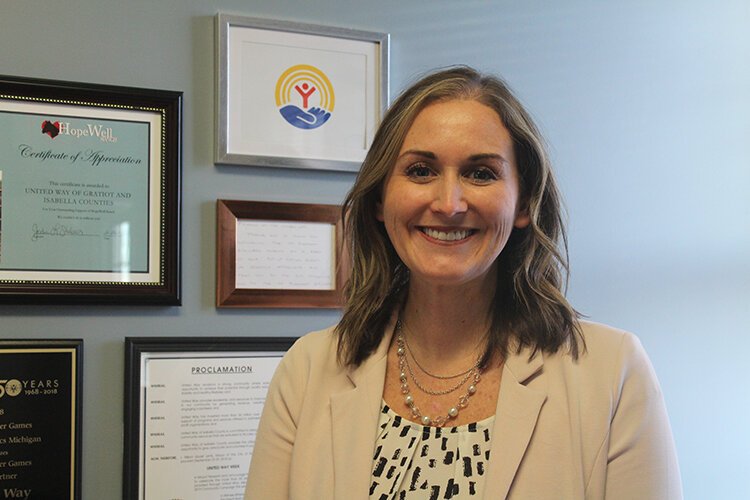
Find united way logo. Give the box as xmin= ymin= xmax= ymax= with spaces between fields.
xmin=275 ymin=65 xmax=335 ymax=130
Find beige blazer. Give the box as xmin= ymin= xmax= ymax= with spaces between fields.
xmin=245 ymin=320 xmax=682 ymax=499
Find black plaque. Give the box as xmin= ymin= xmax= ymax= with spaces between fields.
xmin=0 ymin=340 xmax=82 ymax=500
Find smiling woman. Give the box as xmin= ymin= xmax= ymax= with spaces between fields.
xmin=376 ymin=99 xmax=529 ymax=289
xmin=244 ymin=67 xmax=682 ymax=499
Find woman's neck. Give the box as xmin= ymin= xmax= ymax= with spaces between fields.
xmin=399 ymin=275 xmax=495 ymax=367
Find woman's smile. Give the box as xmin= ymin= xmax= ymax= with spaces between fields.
xmin=419 ymin=226 xmax=476 ymax=242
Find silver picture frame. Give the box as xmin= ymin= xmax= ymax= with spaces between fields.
xmin=215 ymin=13 xmax=389 ymax=172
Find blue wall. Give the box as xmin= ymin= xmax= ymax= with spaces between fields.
xmin=1 ymin=1 xmax=748 ymax=497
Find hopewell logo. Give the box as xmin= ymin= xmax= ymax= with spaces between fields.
xmin=41 ymin=120 xmax=60 ymax=138
xmin=275 ymin=64 xmax=335 ymax=130
xmin=40 ymin=119 xmax=118 ymax=143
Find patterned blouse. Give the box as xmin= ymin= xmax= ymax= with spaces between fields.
xmin=369 ymin=403 xmax=494 ymax=499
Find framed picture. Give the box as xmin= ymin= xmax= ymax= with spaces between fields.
xmin=0 ymin=75 xmax=181 ymax=305
xmin=216 ymin=199 xmax=348 ymax=308
xmin=0 ymin=339 xmax=83 ymax=500
xmin=123 ymin=336 xmax=296 ymax=500
xmin=215 ymin=14 xmax=389 ymax=172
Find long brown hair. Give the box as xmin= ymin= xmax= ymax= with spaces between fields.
xmin=336 ymin=66 xmax=582 ymax=367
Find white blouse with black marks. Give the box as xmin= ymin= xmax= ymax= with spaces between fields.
xmin=369 ymin=403 xmax=494 ymax=500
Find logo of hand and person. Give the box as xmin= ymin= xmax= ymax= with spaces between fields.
xmin=275 ymin=65 xmax=334 ymax=130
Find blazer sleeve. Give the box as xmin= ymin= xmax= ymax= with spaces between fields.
xmin=601 ymin=332 xmax=683 ymax=499
xmin=244 ymin=339 xmax=308 ymax=500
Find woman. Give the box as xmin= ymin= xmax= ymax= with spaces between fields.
xmin=244 ymin=67 xmax=682 ymax=499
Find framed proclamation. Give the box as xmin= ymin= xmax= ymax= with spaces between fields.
xmin=0 ymin=75 xmax=182 ymax=305
xmin=0 ymin=339 xmax=83 ymax=500
xmin=123 ymin=336 xmax=295 ymax=500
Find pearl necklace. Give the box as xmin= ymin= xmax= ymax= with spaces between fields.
xmin=395 ymin=320 xmax=481 ymax=427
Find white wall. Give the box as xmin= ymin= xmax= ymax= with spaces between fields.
xmin=1 ymin=1 xmax=748 ymax=497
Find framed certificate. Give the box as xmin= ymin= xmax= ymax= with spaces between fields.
xmin=216 ymin=199 xmax=348 ymax=308
xmin=0 ymin=339 xmax=83 ymax=500
xmin=215 ymin=14 xmax=389 ymax=172
xmin=0 ymin=76 xmax=181 ymax=305
xmin=123 ymin=336 xmax=296 ymax=500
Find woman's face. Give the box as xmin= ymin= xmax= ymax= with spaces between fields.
xmin=377 ymin=99 xmax=529 ymax=288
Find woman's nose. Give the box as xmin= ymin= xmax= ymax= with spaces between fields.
xmin=430 ymin=176 xmax=468 ymax=216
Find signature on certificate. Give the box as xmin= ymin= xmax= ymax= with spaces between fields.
xmin=31 ymin=223 xmax=98 ymax=242
xmin=103 ymin=228 xmax=124 ymax=240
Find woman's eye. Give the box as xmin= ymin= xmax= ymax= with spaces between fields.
xmin=405 ymin=164 xmax=433 ymax=179
xmin=467 ymin=167 xmax=497 ymax=182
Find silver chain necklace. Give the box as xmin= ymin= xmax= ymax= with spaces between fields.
xmin=401 ymin=323 xmax=477 ymax=380
xmin=395 ymin=320 xmax=481 ymax=427
xmin=402 ymin=338 xmax=477 ymax=396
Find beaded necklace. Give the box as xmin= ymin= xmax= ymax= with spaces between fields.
xmin=395 ymin=319 xmax=481 ymax=427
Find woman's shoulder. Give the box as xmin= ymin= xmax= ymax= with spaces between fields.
xmin=272 ymin=324 xmax=355 ymax=399
xmin=289 ymin=324 xmax=338 ymax=350
xmin=576 ymin=319 xmax=643 ymax=355
xmin=279 ymin=325 xmax=342 ymax=375
xmin=559 ymin=319 xmax=657 ymax=384
xmin=283 ymin=324 xmax=338 ymax=360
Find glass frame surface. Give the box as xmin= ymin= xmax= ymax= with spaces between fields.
xmin=0 ymin=75 xmax=181 ymax=304
xmin=0 ymin=339 xmax=83 ymax=500
xmin=215 ymin=13 xmax=389 ymax=172
xmin=216 ymin=199 xmax=347 ymax=308
xmin=123 ymin=336 xmax=295 ymax=500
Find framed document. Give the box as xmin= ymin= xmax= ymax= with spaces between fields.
xmin=216 ymin=199 xmax=348 ymax=308
xmin=123 ymin=336 xmax=295 ymax=500
xmin=0 ymin=339 xmax=82 ymax=500
xmin=215 ymin=13 xmax=389 ymax=172
xmin=0 ymin=75 xmax=181 ymax=305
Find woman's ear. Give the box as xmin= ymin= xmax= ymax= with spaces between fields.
xmin=514 ymin=201 xmax=531 ymax=228
xmin=376 ymin=200 xmax=384 ymax=221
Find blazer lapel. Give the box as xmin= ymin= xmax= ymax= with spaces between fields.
xmin=330 ymin=323 xmax=394 ymax=500
xmin=484 ymin=348 xmax=547 ymax=499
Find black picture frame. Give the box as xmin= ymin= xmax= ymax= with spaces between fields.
xmin=0 ymin=75 xmax=181 ymax=305
xmin=123 ymin=336 xmax=295 ymax=500
xmin=0 ymin=339 xmax=83 ymax=500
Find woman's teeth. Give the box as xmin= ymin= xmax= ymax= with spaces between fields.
xmin=421 ymin=228 xmax=472 ymax=241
